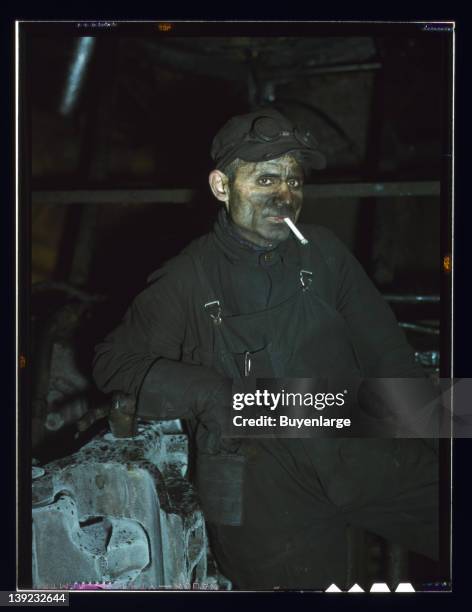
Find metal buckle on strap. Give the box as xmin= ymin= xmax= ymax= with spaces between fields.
xmin=299 ymin=269 xmax=313 ymax=291
xmin=204 ymin=300 xmax=222 ymax=325
xmin=244 ymin=351 xmax=252 ymax=377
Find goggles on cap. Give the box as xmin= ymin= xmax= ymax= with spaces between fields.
xmin=243 ymin=115 xmax=320 ymax=149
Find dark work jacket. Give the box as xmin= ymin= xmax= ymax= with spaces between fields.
xmin=92 ymin=210 xmax=432 ymax=524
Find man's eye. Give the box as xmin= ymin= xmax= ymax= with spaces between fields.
xmin=288 ymin=179 xmax=302 ymax=188
xmin=257 ymin=177 xmax=274 ymax=186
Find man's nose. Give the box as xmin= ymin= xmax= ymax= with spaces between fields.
xmin=275 ymin=182 xmax=295 ymax=206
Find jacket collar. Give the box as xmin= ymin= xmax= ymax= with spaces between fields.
xmin=212 ymin=208 xmax=299 ymax=267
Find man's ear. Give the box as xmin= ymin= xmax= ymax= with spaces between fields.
xmin=209 ymin=170 xmax=230 ymax=208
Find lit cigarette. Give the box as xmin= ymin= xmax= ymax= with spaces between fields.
xmin=283 ymin=217 xmax=308 ymax=245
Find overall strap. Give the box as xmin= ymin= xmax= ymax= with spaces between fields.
xmin=192 ymin=251 xmax=223 ymax=326
xmin=191 ymin=251 xmax=243 ymax=377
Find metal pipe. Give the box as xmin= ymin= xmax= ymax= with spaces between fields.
xmin=399 ymin=322 xmax=440 ymax=336
xmin=304 ymin=181 xmax=440 ymax=199
xmin=32 ymin=181 xmax=440 ymax=206
xmin=384 ymin=294 xmax=440 ymax=304
xmin=32 ymin=189 xmax=196 ymax=205
xmin=302 ymin=61 xmax=382 ymax=75
xmin=265 ymin=62 xmax=383 ymax=85
xmin=59 ymin=37 xmax=96 ymax=115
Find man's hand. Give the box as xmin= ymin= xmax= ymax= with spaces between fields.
xmin=137 ymin=359 xmax=241 ymax=453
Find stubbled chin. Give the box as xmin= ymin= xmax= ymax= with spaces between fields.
xmin=263 ymin=224 xmax=291 ymax=241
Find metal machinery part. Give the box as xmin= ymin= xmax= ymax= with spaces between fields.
xmin=32 ymin=421 xmax=231 ymax=590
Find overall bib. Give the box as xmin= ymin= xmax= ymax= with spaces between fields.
xmin=192 ymin=239 xmax=439 ymax=590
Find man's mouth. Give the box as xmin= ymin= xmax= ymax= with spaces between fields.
xmin=265 ymin=211 xmax=294 ymax=223
xmin=266 ymin=215 xmax=286 ymax=224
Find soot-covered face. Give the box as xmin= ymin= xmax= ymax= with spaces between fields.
xmin=225 ymin=155 xmax=304 ymax=248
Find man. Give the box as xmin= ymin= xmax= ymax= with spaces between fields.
xmin=93 ymin=108 xmax=439 ymax=590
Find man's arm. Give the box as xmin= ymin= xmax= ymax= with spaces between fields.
xmin=92 ymin=257 xmax=230 ymax=424
xmin=314 ymin=227 xmax=441 ymax=438
xmin=314 ymin=227 xmax=423 ymax=378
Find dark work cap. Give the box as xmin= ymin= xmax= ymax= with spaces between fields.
xmin=211 ymin=107 xmax=327 ymax=172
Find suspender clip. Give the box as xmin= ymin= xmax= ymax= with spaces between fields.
xmin=300 ymin=269 xmax=313 ymax=291
xmin=204 ymin=300 xmax=222 ymax=325
xmin=244 ymin=351 xmax=252 ymax=376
